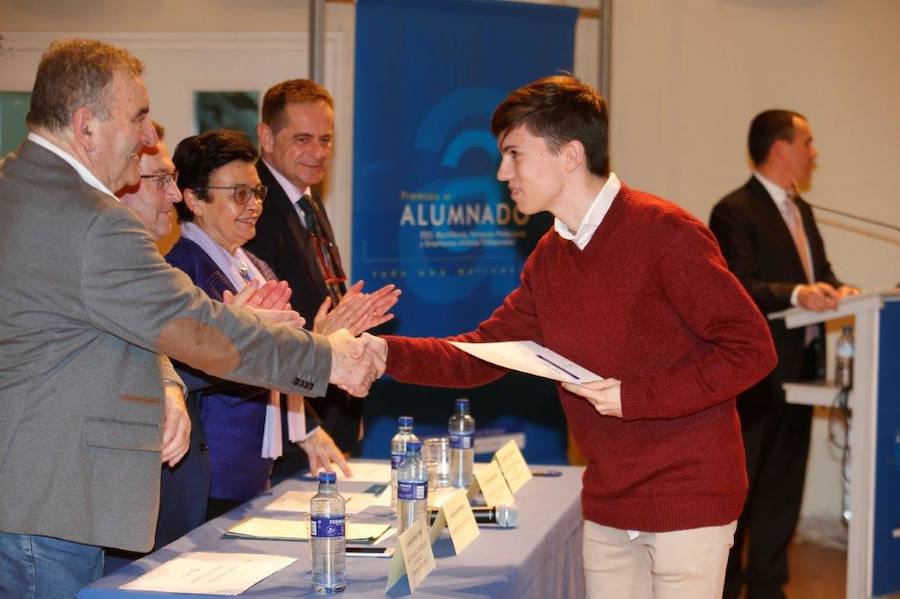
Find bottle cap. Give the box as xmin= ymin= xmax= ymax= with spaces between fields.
xmin=398 ymin=416 xmax=414 ymax=427
xmin=842 ymin=325 xmax=853 ymax=334
xmin=318 ymin=470 xmax=337 ymax=483
xmin=455 ymin=398 xmax=470 ymax=412
xmin=406 ymin=440 xmax=422 ymax=453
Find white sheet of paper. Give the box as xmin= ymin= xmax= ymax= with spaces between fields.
xmin=263 ymin=490 xmax=377 ymax=514
xmin=369 ymin=485 xmax=393 ymax=507
xmin=119 ymin=552 xmax=294 ymax=595
xmin=449 ymin=340 xmax=602 ymax=384
xmin=224 ymin=517 xmax=390 ymax=543
xmin=315 ymin=460 xmax=392 ymax=483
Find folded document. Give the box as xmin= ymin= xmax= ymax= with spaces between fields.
xmin=225 ymin=517 xmax=390 ymax=544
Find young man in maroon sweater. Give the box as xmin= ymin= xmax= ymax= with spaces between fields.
xmin=382 ymin=75 xmax=776 ymax=598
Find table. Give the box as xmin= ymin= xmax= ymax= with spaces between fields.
xmin=79 ymin=463 xmax=585 ymax=598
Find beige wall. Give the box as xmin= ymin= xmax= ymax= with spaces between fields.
xmin=610 ymin=0 xmax=899 ymax=292
xmin=610 ymin=0 xmax=900 ymax=528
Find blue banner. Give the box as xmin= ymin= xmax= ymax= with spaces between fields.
xmin=873 ymin=300 xmax=900 ymax=595
xmin=353 ymin=0 xmax=577 ymax=464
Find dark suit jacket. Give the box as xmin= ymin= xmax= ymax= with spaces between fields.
xmin=710 ymin=176 xmax=841 ymax=390
xmin=245 ymin=161 xmax=361 ymax=453
xmin=0 ymin=140 xmax=331 ymax=552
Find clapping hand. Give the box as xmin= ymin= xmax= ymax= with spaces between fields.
xmin=223 ymin=280 xmax=305 ymax=329
xmin=313 ymin=281 xmax=401 ymax=336
xmin=223 ymin=279 xmax=292 ymax=310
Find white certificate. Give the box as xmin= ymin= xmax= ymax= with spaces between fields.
xmin=264 ymin=490 xmax=377 ymax=514
xmin=224 ymin=517 xmax=390 ymax=543
xmin=314 ymin=460 xmax=392 ymax=483
xmin=449 ymin=340 xmax=602 ymax=384
xmin=119 ymin=552 xmax=294 ymax=595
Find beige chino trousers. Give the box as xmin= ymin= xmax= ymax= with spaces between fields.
xmin=583 ymin=520 xmax=737 ymax=599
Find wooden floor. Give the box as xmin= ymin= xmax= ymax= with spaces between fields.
xmin=748 ymin=542 xmax=900 ymax=599
xmin=781 ymin=542 xmax=847 ymax=599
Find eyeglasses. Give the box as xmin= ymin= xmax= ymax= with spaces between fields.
xmin=140 ymin=171 xmax=178 ymax=191
xmin=201 ymin=184 xmax=268 ymax=205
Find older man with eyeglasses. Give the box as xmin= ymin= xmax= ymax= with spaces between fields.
xmin=0 ymin=40 xmax=386 ymax=599
xmin=119 ymin=121 xmax=182 ymax=240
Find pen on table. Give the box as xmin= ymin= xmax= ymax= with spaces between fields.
xmin=536 ymin=354 xmax=580 ymax=381
xmin=530 ymin=469 xmax=562 ymax=477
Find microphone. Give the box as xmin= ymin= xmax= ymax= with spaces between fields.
xmin=806 ymin=201 xmax=900 ymax=233
xmin=790 ymin=183 xmax=899 ymax=233
xmin=429 ymin=504 xmax=519 ymax=528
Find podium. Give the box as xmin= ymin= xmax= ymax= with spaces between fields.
xmin=770 ymin=290 xmax=900 ymax=598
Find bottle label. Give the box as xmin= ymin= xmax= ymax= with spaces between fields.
xmin=391 ymin=452 xmax=405 ymax=470
xmin=310 ymin=515 xmax=345 ymax=538
xmin=449 ymin=432 xmax=474 ymax=450
xmin=397 ymin=480 xmax=428 ymax=501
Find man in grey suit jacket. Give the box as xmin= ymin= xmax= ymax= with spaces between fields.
xmin=0 ymin=39 xmax=386 ymax=599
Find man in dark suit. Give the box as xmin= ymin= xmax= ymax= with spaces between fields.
xmin=710 ymin=109 xmax=858 ymax=599
xmin=0 ymin=40 xmax=384 ymax=599
xmin=246 ymin=79 xmax=399 ymax=481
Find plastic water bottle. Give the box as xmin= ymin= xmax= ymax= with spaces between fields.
xmin=397 ymin=440 xmax=428 ymax=533
xmin=448 ymin=398 xmax=475 ymax=488
xmin=309 ymin=471 xmax=346 ymax=594
xmin=835 ymin=325 xmax=854 ymax=390
xmin=390 ymin=416 xmax=419 ymax=510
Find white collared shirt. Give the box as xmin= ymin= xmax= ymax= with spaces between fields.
xmin=262 ymin=159 xmax=313 ymax=227
xmin=27 ymin=132 xmax=117 ymax=201
xmin=553 ymin=172 xmax=621 ymax=250
xmin=753 ymin=171 xmax=792 ymax=219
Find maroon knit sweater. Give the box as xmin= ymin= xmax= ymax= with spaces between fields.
xmin=385 ymin=184 xmax=776 ymax=532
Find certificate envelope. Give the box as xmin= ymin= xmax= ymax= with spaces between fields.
xmin=449 ymin=340 xmax=601 ymax=383
xmin=224 ymin=517 xmax=390 ymax=543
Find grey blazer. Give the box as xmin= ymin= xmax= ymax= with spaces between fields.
xmin=0 ymin=140 xmax=332 ymax=552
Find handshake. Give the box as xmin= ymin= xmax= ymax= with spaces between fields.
xmin=328 ymin=329 xmax=388 ymax=397
xmin=226 ymin=278 xmax=397 ymax=397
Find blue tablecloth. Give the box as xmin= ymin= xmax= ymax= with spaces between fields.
xmin=79 ymin=464 xmax=585 ymax=598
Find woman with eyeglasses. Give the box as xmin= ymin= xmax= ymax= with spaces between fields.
xmin=168 ymin=129 xmax=355 ymax=518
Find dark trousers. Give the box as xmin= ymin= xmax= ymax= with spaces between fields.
xmin=723 ymin=344 xmax=818 ymax=599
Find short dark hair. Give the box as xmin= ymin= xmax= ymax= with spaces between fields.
xmin=261 ymin=79 xmax=334 ymax=134
xmin=748 ymin=109 xmax=806 ymax=166
xmin=172 ymin=128 xmax=258 ymax=223
xmin=27 ymin=38 xmax=144 ymax=132
xmin=491 ymin=75 xmax=609 ymax=177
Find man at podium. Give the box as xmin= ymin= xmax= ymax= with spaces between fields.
xmin=710 ymin=109 xmax=859 ymax=599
